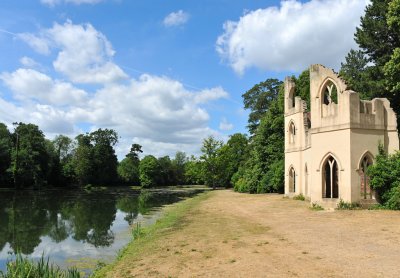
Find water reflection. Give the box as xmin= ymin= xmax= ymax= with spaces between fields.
xmin=0 ymin=187 xmax=204 ymax=273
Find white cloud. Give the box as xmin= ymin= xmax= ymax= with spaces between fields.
xmin=2 ymin=20 xmax=229 ymax=158
xmin=216 ymin=0 xmax=369 ymax=74
xmin=20 ymin=56 xmax=41 ymax=68
xmin=41 ymin=0 xmax=104 ymax=6
xmin=0 ymin=68 xmax=88 ymax=106
xmin=18 ymin=20 xmax=128 ymax=84
xmin=18 ymin=33 xmax=51 ymax=55
xmin=219 ymin=117 xmax=233 ymax=131
xmin=163 ymin=10 xmax=190 ymax=27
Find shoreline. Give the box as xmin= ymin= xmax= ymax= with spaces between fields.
xmin=92 ymin=190 xmax=212 ymax=277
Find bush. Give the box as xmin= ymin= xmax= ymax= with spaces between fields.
xmin=293 ymin=194 xmax=305 ymax=201
xmin=336 ymin=199 xmax=360 ymax=210
xmin=368 ymin=146 xmax=400 ymax=210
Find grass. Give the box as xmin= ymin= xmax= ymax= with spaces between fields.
xmin=0 ymin=253 xmax=81 ymax=278
xmin=336 ymin=199 xmax=361 ymax=210
xmin=91 ymin=191 xmax=212 ymax=277
xmin=293 ymin=194 xmax=305 ymax=201
xmin=310 ymin=202 xmax=324 ymax=211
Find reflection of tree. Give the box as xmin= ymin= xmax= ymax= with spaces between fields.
xmin=61 ymin=192 xmax=117 ymax=247
xmin=7 ymin=192 xmax=48 ymax=254
xmin=116 ymin=196 xmax=139 ymax=225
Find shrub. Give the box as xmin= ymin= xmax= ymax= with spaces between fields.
xmin=293 ymin=194 xmax=305 ymax=201
xmin=336 ymin=199 xmax=360 ymax=210
xmin=368 ymin=146 xmax=400 ymax=210
xmin=310 ymin=202 xmax=324 ymax=211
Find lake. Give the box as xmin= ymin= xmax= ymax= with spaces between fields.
xmin=0 ymin=186 xmax=205 ymax=276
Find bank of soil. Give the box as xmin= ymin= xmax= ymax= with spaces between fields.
xmin=99 ymin=190 xmax=400 ymax=277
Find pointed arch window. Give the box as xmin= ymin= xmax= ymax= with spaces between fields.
xmin=360 ymin=154 xmax=374 ymax=199
xmin=322 ymin=80 xmax=338 ymax=105
xmin=322 ymin=156 xmax=339 ymax=198
xmin=289 ymin=122 xmax=296 ymax=144
xmin=289 ymin=167 xmax=296 ymax=193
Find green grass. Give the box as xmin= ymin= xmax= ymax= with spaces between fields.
xmin=336 ymin=199 xmax=361 ymax=210
xmin=293 ymin=194 xmax=305 ymax=201
xmin=0 ymin=253 xmax=81 ymax=278
xmin=91 ymin=191 xmax=212 ymax=277
xmin=310 ymin=202 xmax=324 ymax=211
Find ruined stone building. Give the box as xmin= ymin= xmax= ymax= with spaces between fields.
xmin=284 ymin=65 xmax=399 ymax=207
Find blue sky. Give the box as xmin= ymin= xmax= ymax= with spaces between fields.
xmin=0 ymin=0 xmax=368 ymax=158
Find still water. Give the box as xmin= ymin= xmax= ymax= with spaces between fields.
xmin=0 ymin=186 xmax=204 ymax=275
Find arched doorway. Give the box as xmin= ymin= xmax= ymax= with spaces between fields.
xmin=359 ymin=154 xmax=374 ymax=199
xmin=289 ymin=167 xmax=296 ymax=193
xmin=322 ymin=156 xmax=338 ymax=198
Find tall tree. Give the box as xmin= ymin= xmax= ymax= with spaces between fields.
xmin=242 ymin=78 xmax=283 ymax=135
xmin=139 ymin=155 xmax=160 ymax=188
xmin=200 ymin=136 xmax=223 ymax=189
xmin=11 ymin=123 xmax=49 ymax=188
xmin=350 ymin=0 xmax=400 ymax=121
xmin=118 ymin=143 xmax=142 ymax=185
xmin=172 ymin=151 xmax=187 ymax=185
xmin=90 ymin=129 xmax=119 ymax=185
xmin=0 ymin=123 xmax=12 ymax=187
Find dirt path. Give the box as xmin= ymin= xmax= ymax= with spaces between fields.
xmin=108 ymin=190 xmax=400 ymax=277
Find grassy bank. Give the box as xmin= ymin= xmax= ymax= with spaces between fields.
xmin=92 ymin=191 xmax=212 ymax=277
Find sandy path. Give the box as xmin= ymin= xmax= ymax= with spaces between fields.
xmin=110 ymin=190 xmax=400 ymax=277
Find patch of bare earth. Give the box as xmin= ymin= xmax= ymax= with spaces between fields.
xmin=110 ymin=190 xmax=400 ymax=277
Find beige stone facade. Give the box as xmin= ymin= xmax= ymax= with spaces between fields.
xmin=284 ymin=64 xmax=399 ymax=207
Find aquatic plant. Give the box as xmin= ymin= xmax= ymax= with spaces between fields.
xmin=0 ymin=253 xmax=81 ymax=278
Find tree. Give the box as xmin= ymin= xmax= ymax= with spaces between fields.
xmin=73 ymin=134 xmax=94 ymax=186
xmin=384 ymin=0 xmax=400 ymax=97
xmin=233 ymin=84 xmax=285 ymax=193
xmin=293 ymin=69 xmax=310 ymax=108
xmin=139 ymin=155 xmax=160 ymax=188
xmin=339 ymin=49 xmax=375 ymax=99
xmin=11 ymin=123 xmax=49 ymax=188
xmin=184 ymin=155 xmax=204 ymax=185
xmin=215 ymin=133 xmax=248 ymax=188
xmin=90 ymin=129 xmax=119 ymax=185
xmin=172 ymin=151 xmax=187 ymax=185
xmin=242 ymin=78 xmax=283 ymax=135
xmin=200 ymin=136 xmax=223 ymax=189
xmin=158 ymin=156 xmax=175 ymax=186
xmin=350 ymin=0 xmax=400 ymax=121
xmin=118 ymin=143 xmax=142 ymax=185
xmin=0 ymin=123 xmax=12 ymax=187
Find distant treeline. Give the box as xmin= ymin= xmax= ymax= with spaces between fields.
xmin=0 ymin=122 xmax=250 ymax=189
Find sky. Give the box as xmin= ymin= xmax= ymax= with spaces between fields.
xmin=0 ymin=0 xmax=369 ymax=159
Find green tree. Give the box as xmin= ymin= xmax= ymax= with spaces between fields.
xmin=339 ymin=49 xmax=375 ymax=99
xmin=351 ymin=0 xmax=400 ymax=120
xmin=158 ymin=156 xmax=175 ymax=186
xmin=139 ymin=155 xmax=160 ymax=188
xmin=73 ymin=134 xmax=94 ymax=186
xmin=200 ymin=136 xmax=223 ymax=189
xmin=293 ymin=69 xmax=310 ymax=108
xmin=233 ymin=84 xmax=285 ymax=193
xmin=184 ymin=155 xmax=204 ymax=185
xmin=242 ymin=78 xmax=283 ymax=135
xmin=172 ymin=151 xmax=187 ymax=185
xmin=0 ymin=123 xmax=12 ymax=187
xmin=91 ymin=129 xmax=119 ymax=185
xmin=11 ymin=123 xmax=49 ymax=188
xmin=118 ymin=143 xmax=142 ymax=185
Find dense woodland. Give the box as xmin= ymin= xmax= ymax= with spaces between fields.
xmin=0 ymin=0 xmax=400 ymax=208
